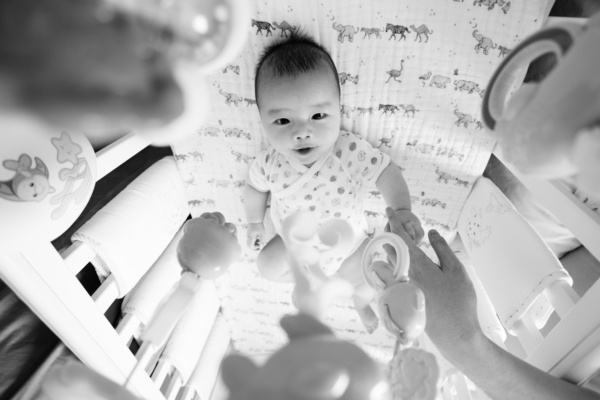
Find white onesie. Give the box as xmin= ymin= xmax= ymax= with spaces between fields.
xmin=247 ymin=131 xmax=391 ymax=274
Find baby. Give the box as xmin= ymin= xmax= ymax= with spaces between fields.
xmin=244 ymin=32 xmax=423 ymax=331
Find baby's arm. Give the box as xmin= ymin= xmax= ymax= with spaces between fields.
xmin=243 ymin=183 xmax=269 ymax=250
xmin=376 ymin=163 xmax=424 ymax=243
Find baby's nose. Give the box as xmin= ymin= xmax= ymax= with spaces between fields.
xmin=294 ymin=129 xmax=312 ymax=141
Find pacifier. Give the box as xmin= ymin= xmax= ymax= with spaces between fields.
xmin=362 ymin=233 xmax=426 ymax=345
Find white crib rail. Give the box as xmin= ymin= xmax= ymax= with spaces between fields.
xmin=492 ymin=151 xmax=600 ymax=387
xmin=0 ymin=132 xmax=227 ymax=400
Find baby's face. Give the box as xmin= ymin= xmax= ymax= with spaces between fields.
xmin=258 ymin=65 xmax=341 ymax=167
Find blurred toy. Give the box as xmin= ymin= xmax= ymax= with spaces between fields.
xmin=217 ymin=212 xmax=388 ymax=400
xmin=221 ymin=312 xmax=389 ymax=400
xmin=362 ymin=233 xmax=439 ymax=400
xmin=42 ymin=360 xmax=142 ymax=400
xmin=362 ymin=233 xmax=425 ymax=345
xmin=482 ymin=11 xmax=600 ymax=194
xmin=139 ymin=212 xmax=240 ymax=351
xmin=0 ymin=0 xmax=250 ymax=146
xmin=41 ymin=212 xmax=240 ymax=400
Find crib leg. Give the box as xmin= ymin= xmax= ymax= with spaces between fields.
xmin=544 ymin=280 xmax=579 ymax=319
xmin=165 ymin=370 xmax=184 ymax=400
xmin=117 ymin=313 xmax=141 ymax=346
xmin=453 ymin=373 xmax=473 ymax=400
xmin=179 ymin=386 xmax=196 ymax=400
xmin=513 ymin=312 xmax=544 ymax=355
xmin=152 ymin=359 xmax=172 ymax=387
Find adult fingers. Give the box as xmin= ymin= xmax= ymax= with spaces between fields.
xmin=414 ymin=223 xmax=425 ymax=245
xmin=428 ymin=230 xmax=459 ymax=270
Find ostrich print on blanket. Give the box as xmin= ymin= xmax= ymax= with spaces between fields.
xmin=171 ymin=0 xmax=552 ymax=358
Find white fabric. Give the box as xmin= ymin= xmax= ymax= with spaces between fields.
xmin=71 ymin=157 xmax=189 ymax=296
xmin=187 ymin=313 xmax=231 ymax=400
xmin=171 ymin=0 xmax=553 ymax=358
xmin=160 ymin=280 xmax=221 ymax=382
xmin=457 ymin=177 xmax=572 ymax=333
xmin=121 ymin=228 xmax=185 ymax=327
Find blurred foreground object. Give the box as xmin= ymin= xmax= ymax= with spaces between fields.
xmin=0 ymin=0 xmax=249 ymax=147
xmin=482 ymin=11 xmax=600 ymax=194
xmin=221 ymin=313 xmax=389 ymax=400
xmin=0 ymin=114 xmax=96 ymax=254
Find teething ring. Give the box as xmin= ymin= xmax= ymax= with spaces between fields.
xmin=361 ymin=232 xmax=410 ymax=291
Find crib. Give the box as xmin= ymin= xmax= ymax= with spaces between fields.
xmin=2 ymin=1 xmax=600 ymax=399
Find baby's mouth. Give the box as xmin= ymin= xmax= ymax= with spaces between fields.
xmin=295 ymin=147 xmax=315 ymax=156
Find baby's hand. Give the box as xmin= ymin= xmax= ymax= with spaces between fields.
xmin=246 ymin=222 xmax=266 ymax=251
xmin=387 ymin=208 xmax=424 ymax=244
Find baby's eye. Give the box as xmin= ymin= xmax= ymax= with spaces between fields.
xmin=274 ymin=118 xmax=290 ymax=125
xmin=312 ymin=113 xmax=326 ymax=120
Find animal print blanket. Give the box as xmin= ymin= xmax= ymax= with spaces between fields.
xmin=171 ymin=0 xmax=552 ymax=361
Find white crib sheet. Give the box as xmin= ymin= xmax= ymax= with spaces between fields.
xmin=171 ymin=0 xmax=552 ymax=360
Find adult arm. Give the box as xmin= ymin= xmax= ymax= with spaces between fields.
xmin=384 ymin=208 xmax=600 ymax=400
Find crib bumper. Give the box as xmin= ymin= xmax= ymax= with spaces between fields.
xmin=458 ymin=177 xmax=572 ymax=334
xmin=72 ymin=156 xmax=190 ymax=297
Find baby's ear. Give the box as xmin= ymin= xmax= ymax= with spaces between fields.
xmin=221 ymin=354 xmax=259 ymax=396
xmin=280 ymin=313 xmax=333 ymax=340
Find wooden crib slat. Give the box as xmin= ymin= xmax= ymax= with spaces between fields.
xmin=95 ymin=131 xmax=153 ymax=181
xmin=527 ymin=278 xmax=600 ymax=384
xmin=165 ymin=370 xmax=184 ymax=400
xmin=543 ymin=280 xmax=579 ymax=319
xmin=0 ymin=243 xmax=165 ymax=400
xmin=117 ymin=313 xmax=142 ymax=344
xmin=92 ymin=274 xmax=120 ymax=312
xmin=60 ymin=240 xmax=96 ymax=275
xmin=152 ymin=359 xmax=172 ymax=386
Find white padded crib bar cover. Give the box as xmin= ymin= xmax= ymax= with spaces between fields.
xmin=122 ymin=228 xmax=185 ymax=327
xmin=159 ymin=280 xmax=220 ymax=383
xmin=458 ymin=177 xmax=572 ymax=332
xmin=465 ymin=263 xmax=507 ymax=344
xmin=72 ymin=156 xmax=189 ymax=297
xmin=187 ymin=313 xmax=231 ymax=400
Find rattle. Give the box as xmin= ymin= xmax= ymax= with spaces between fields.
xmin=362 ymin=232 xmax=439 ymax=400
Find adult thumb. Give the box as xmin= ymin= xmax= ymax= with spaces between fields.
xmin=428 ymin=230 xmax=457 ymax=269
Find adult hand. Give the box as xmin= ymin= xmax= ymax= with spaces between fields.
xmin=382 ymin=208 xmax=482 ymax=359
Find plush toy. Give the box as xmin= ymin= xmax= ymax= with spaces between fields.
xmin=221 ymin=313 xmax=388 ymax=400
xmin=482 ymin=11 xmax=600 ymax=194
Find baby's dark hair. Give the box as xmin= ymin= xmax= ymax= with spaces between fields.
xmin=254 ymin=31 xmax=340 ymax=107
